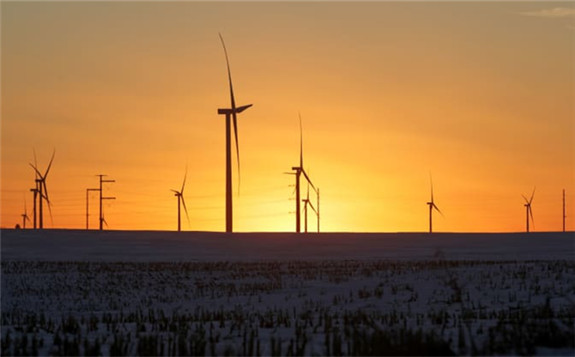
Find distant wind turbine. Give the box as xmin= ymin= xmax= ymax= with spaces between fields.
xmin=302 ymin=182 xmax=318 ymax=233
xmin=522 ymin=187 xmax=535 ymax=233
xmin=217 ymin=33 xmax=252 ymax=233
xmin=29 ymin=149 xmax=55 ymax=229
xmin=288 ymin=113 xmax=317 ymax=233
xmin=427 ymin=174 xmax=443 ymax=233
xmin=21 ymin=200 xmax=30 ymax=229
xmin=171 ymin=169 xmax=189 ymax=232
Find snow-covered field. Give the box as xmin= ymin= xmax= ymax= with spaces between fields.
xmin=2 ymin=230 xmax=574 ymax=355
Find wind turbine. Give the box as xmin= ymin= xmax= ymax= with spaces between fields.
xmin=217 ymin=33 xmax=252 ymax=233
xmin=426 ymin=174 xmax=443 ymax=233
xmin=21 ymin=200 xmax=30 ymax=229
xmin=29 ymin=150 xmax=55 ymax=229
xmin=302 ymin=182 xmax=318 ymax=233
xmin=289 ymin=113 xmax=316 ymax=233
xmin=171 ymin=169 xmax=189 ymax=232
xmin=522 ymin=187 xmax=535 ymax=233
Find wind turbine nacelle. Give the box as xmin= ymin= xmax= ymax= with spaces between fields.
xmin=218 ymin=104 xmax=253 ymax=115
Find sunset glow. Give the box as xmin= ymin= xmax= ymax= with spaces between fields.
xmin=1 ymin=1 xmax=574 ymax=232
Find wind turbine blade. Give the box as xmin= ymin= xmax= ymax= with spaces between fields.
xmin=283 ymin=172 xmax=296 ymax=175
xmin=181 ymin=168 xmax=187 ymax=193
xmin=429 ymin=173 xmax=434 ymax=203
xmin=529 ymin=187 xmax=536 ymax=204
xmin=308 ymin=200 xmax=317 ymax=215
xmin=44 ymin=149 xmax=56 ymax=177
xmin=29 ymin=163 xmax=43 ymax=178
xmin=33 ymin=149 xmax=39 ymax=179
xmin=181 ymin=196 xmax=190 ymax=224
xmin=233 ymin=111 xmax=241 ymax=195
xmin=529 ymin=206 xmax=534 ymax=225
xmin=103 ymin=216 xmax=109 ymax=228
xmin=47 ymin=201 xmax=54 ymax=227
xmin=171 ymin=189 xmax=180 ymax=194
xmin=522 ymin=194 xmax=529 ymax=204
xmin=433 ymin=203 xmax=443 ymax=216
xmin=301 ymin=169 xmax=316 ymax=192
xmin=42 ymin=181 xmax=50 ymax=204
xmin=219 ymin=33 xmax=241 ymax=196
xmin=219 ymin=33 xmax=236 ymax=110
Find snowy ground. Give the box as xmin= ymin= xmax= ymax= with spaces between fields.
xmin=1 ymin=229 xmax=573 ymax=262
xmin=1 ymin=230 xmax=574 ymax=356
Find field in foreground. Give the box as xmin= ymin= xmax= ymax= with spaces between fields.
xmin=1 ymin=230 xmax=574 ymax=356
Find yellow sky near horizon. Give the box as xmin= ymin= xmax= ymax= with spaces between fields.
xmin=1 ymin=1 xmax=574 ymax=232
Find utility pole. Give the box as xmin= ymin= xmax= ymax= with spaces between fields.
xmin=97 ymin=175 xmax=116 ymax=230
xmin=317 ymin=188 xmax=320 ymax=233
xmin=563 ymin=189 xmax=566 ymax=233
xmin=86 ymin=188 xmax=100 ymax=230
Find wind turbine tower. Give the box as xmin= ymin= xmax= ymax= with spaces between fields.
xmin=217 ymin=34 xmax=252 ymax=233
xmin=426 ymin=175 xmax=443 ymax=233
xmin=522 ymin=187 xmax=535 ymax=233
xmin=29 ymin=186 xmax=38 ymax=229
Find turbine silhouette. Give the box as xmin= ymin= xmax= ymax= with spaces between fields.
xmin=217 ymin=33 xmax=252 ymax=233
xmin=302 ymin=182 xmax=318 ymax=233
xmin=21 ymin=200 xmax=30 ymax=229
xmin=522 ymin=187 xmax=535 ymax=233
xmin=290 ymin=113 xmax=316 ymax=233
xmin=426 ymin=174 xmax=443 ymax=233
xmin=29 ymin=149 xmax=55 ymax=229
xmin=171 ymin=169 xmax=189 ymax=232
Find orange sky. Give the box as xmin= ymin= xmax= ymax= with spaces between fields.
xmin=2 ymin=1 xmax=574 ymax=232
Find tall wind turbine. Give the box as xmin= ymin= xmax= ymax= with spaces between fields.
xmin=21 ymin=200 xmax=30 ymax=229
xmin=217 ymin=33 xmax=252 ymax=233
xmin=522 ymin=187 xmax=535 ymax=233
xmin=29 ymin=150 xmax=55 ymax=229
xmin=426 ymin=174 xmax=443 ymax=233
xmin=290 ymin=113 xmax=316 ymax=233
xmin=171 ymin=169 xmax=189 ymax=232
